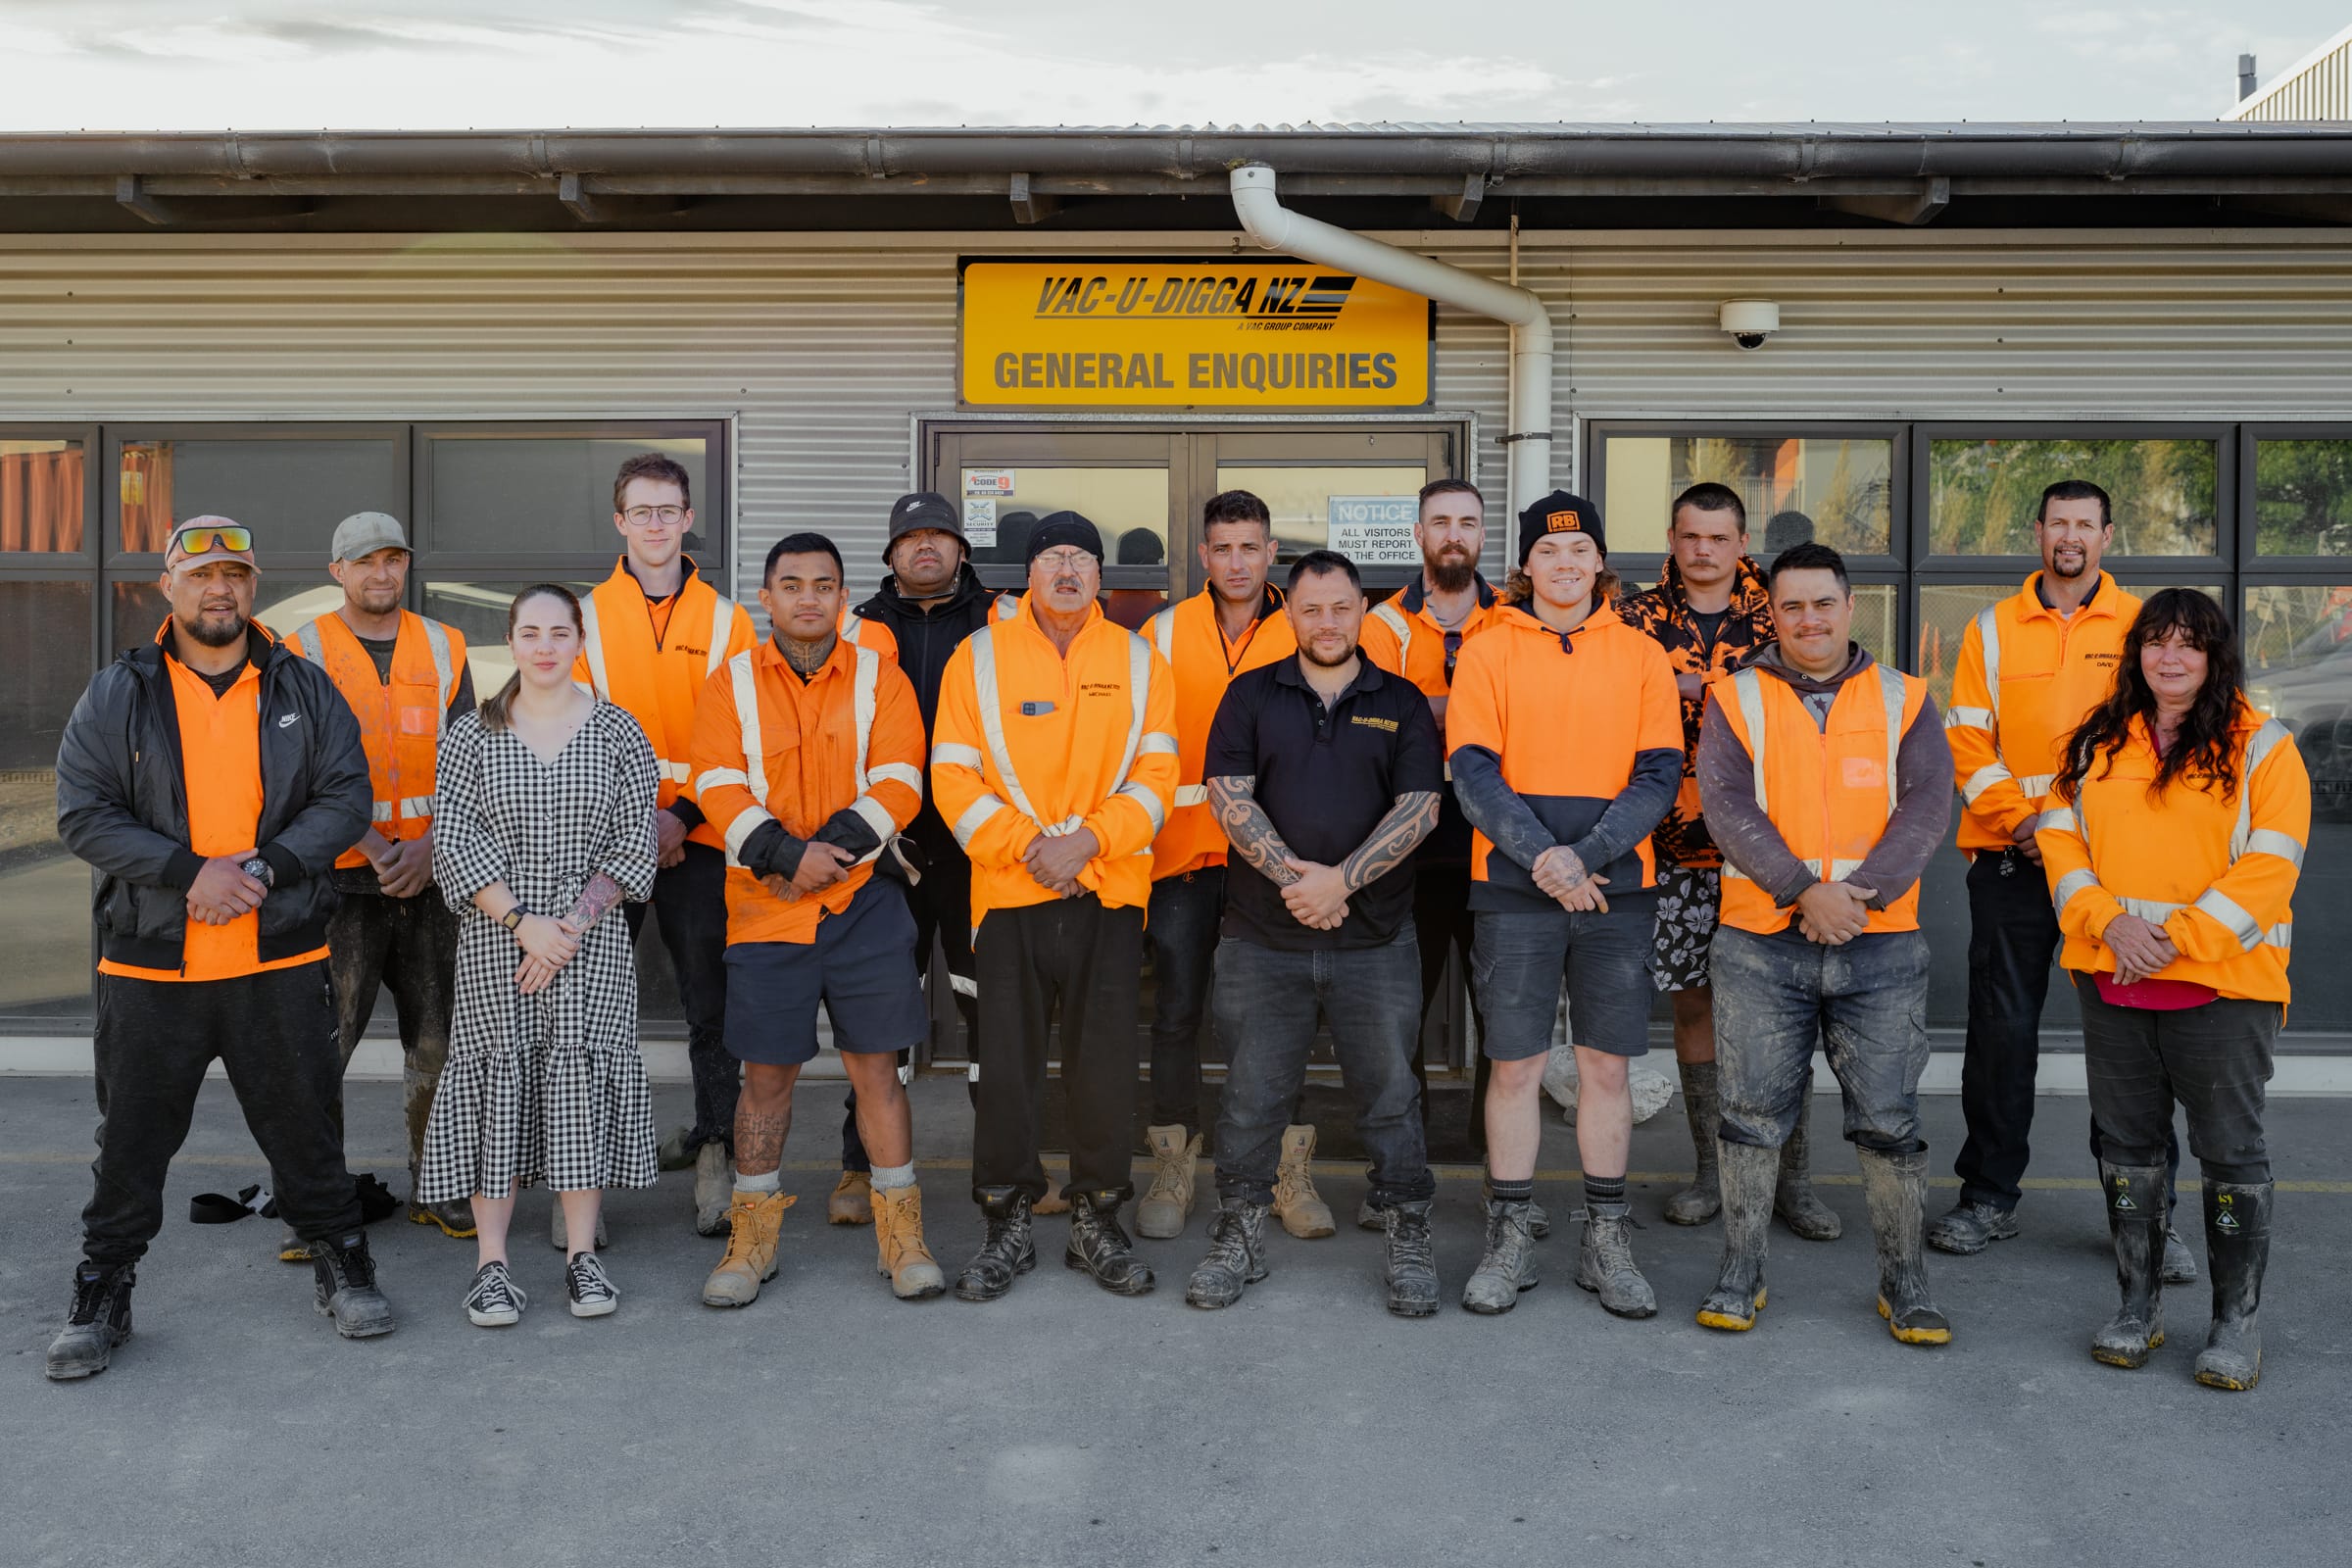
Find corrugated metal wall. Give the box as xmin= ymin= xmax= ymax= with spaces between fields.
xmin=2232 ymin=31 xmax=2352 ymax=121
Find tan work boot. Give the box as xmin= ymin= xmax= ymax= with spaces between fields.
xmin=1271 ymin=1125 xmax=1337 ymax=1240
xmin=870 ymin=1183 xmax=948 ymax=1300
xmin=830 ymin=1170 xmax=875 ymax=1225
xmin=1033 ymin=1186 xmax=1071 ymax=1215
xmin=700 ymin=1191 xmax=794 ymax=1308
xmin=1136 ymin=1124 xmax=1201 ymax=1240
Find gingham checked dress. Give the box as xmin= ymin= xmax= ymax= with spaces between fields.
xmin=417 ymin=699 xmax=662 ymax=1202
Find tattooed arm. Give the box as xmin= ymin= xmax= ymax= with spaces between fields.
xmin=1338 ymin=791 xmax=1441 ymax=893
xmin=1206 ymin=774 xmax=1300 ymax=887
xmin=559 ymin=873 xmax=625 ymax=935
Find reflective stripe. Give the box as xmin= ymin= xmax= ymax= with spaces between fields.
xmin=727 ymin=653 xmax=766 ymax=807
xmin=1174 ymin=784 xmax=1209 ymax=808
xmin=1879 ymin=667 xmax=1906 ymax=799
xmin=968 ymin=629 xmax=1054 ymax=829
xmin=2268 ymin=922 xmax=2293 ymax=950
xmin=868 ymin=761 xmax=922 ymax=792
xmin=850 ymin=795 xmax=899 ymax=844
xmin=1138 ymin=730 xmax=1179 ymax=756
xmin=1974 ymin=605 xmax=2003 ymax=719
xmin=1731 ymin=668 xmax=1769 ymax=809
xmin=723 ymin=804 xmax=776 ymax=860
xmin=285 ymin=620 xmax=320 ymax=663
xmin=953 ymin=796 xmax=1007 ymax=849
xmin=2017 ymin=772 xmax=2055 ymax=799
xmin=695 ymin=767 xmax=751 ymax=794
xmin=1370 ymin=601 xmax=1412 ymax=670
xmin=2195 ymin=888 xmax=2265 ymax=953
xmin=2244 ymin=828 xmax=2305 ymax=868
xmin=843 ymin=645 xmax=891 ymax=866
xmin=2119 ymin=895 xmax=2182 ymax=921
xmin=1943 ymin=706 xmax=1993 ymax=731
xmin=2038 ymin=804 xmax=2080 ymax=833
xmin=579 ymin=599 xmax=611 ymax=695
xmin=1150 ymin=608 xmax=1174 ymax=661
xmin=995 ymin=595 xmax=1021 ymax=619
xmin=949 ymin=973 xmax=979 ymax=998
xmin=398 ymin=794 xmax=435 ymax=819
xmin=2054 ymin=868 xmax=2101 ymax=911
xmin=931 ymin=742 xmax=987 ymax=772
xmin=371 ymin=801 xmax=397 ymax=824
xmin=2229 ymin=718 xmax=2294 ymax=859
xmin=707 ymin=594 xmax=736 ymax=677
xmin=840 ymin=610 xmax=865 ymax=646
xmin=1116 ymin=780 xmax=1166 ymax=835
xmin=1961 ymin=763 xmax=2015 ymax=806
xmin=417 ymin=617 xmax=456 ymax=736
xmin=657 ymin=760 xmax=694 ymax=785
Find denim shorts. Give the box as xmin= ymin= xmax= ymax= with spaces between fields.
xmin=1471 ymin=898 xmax=1656 ymax=1060
xmin=722 ymin=879 xmax=926 ymax=1065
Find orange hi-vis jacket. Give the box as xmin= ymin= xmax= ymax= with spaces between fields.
xmin=1711 ymin=661 xmax=1933 ymax=936
xmin=282 ymin=610 xmax=466 ymax=869
xmin=1142 ymin=587 xmax=1297 ymax=880
xmin=688 ymin=636 xmax=926 ymax=946
xmin=574 ymin=557 xmax=758 ymax=851
xmin=930 ymin=596 xmax=1179 ymax=925
xmin=1946 ymin=571 xmax=2138 ymax=855
xmin=2036 ymin=704 xmax=2308 ymax=1004
xmin=1359 ymin=572 xmax=1506 ymax=703
xmin=838 ymin=606 xmax=899 ymax=662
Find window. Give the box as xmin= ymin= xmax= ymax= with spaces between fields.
xmin=2253 ymin=438 xmax=2352 ymax=557
xmin=1 ymin=437 xmax=89 ymax=554
xmin=1927 ymin=435 xmax=2219 ymax=558
xmin=0 ymin=580 xmax=96 ymax=1021
xmin=113 ymin=429 xmax=407 ymax=557
xmin=419 ymin=430 xmax=716 ymax=560
xmin=1596 ymin=432 xmax=1896 ymax=558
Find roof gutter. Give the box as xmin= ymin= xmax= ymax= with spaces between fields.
xmin=1229 ymin=163 xmax=1552 ymax=520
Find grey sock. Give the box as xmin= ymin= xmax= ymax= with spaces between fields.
xmin=734 ymin=1168 xmax=781 ymax=1196
xmin=871 ymin=1161 xmax=916 ymax=1192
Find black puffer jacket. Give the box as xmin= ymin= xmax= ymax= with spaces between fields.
xmin=56 ymin=623 xmax=372 ymax=971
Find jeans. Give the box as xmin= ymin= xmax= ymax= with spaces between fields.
xmin=1211 ymin=930 xmax=1435 ymax=1208
xmin=322 ymin=879 xmax=457 ymax=1175
xmin=1145 ymin=867 xmax=1224 ymax=1129
xmin=83 ymin=964 xmax=363 ymax=1266
xmin=2077 ymin=975 xmax=2278 ymax=1185
xmin=624 ymin=840 xmax=735 ymax=1152
xmin=1711 ymin=927 xmax=1931 ymax=1155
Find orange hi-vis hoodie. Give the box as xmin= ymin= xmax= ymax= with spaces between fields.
xmin=930 ymin=595 xmax=1179 ymax=926
xmin=2036 ymin=702 xmax=2308 ymax=1004
xmin=689 ymin=636 xmax=926 ymax=946
xmin=574 ymin=556 xmax=758 ymax=852
xmin=1946 ymin=571 xmax=2138 ymax=855
xmin=1142 ymin=586 xmax=1296 ymax=881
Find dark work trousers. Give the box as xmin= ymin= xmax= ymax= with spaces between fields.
xmin=624 ymin=840 xmax=735 ymax=1152
xmin=970 ymin=896 xmax=1146 ymax=1205
xmin=1211 ymin=928 xmax=1436 ymax=1208
xmin=2077 ymin=976 xmax=2278 ymax=1186
xmin=83 ymin=963 xmax=364 ymax=1267
xmin=1956 ymin=849 xmax=2179 ymax=1211
xmin=320 ymin=875 xmax=458 ymax=1180
xmin=1413 ymin=861 xmax=1492 ymax=1148
xmin=841 ymin=831 xmax=979 ymax=1172
xmin=1145 ymin=866 xmax=1224 ymax=1130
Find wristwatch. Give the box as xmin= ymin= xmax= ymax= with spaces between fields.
xmin=239 ymin=856 xmax=273 ymax=889
xmin=500 ymin=906 xmax=528 ymax=931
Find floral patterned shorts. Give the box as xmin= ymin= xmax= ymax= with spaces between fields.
xmin=1648 ymin=864 xmax=1721 ymax=993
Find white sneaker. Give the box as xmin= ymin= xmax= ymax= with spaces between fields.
xmin=464 ymin=1260 xmax=527 ymax=1328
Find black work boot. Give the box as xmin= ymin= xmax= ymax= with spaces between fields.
xmin=1696 ymin=1139 xmax=1777 ymax=1332
xmin=1859 ymin=1148 xmax=1950 ymax=1347
xmin=1664 ymin=1059 xmax=1722 ymax=1226
xmin=1461 ymin=1190 xmax=1540 ymax=1314
xmin=1185 ymin=1196 xmax=1269 ymax=1309
xmin=955 ymin=1188 xmax=1036 ymax=1302
xmin=1775 ymin=1100 xmax=1843 ymax=1242
xmin=2090 ymin=1162 xmax=2168 ymax=1370
xmin=1066 ymin=1191 xmax=1155 ymax=1297
xmin=310 ymin=1231 xmax=396 ymax=1339
xmin=45 ymin=1261 xmax=135 ymax=1381
xmin=2195 ymin=1180 xmax=2272 ymax=1392
xmin=1383 ymin=1199 xmax=1440 ymax=1318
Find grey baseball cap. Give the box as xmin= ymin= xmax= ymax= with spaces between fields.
xmin=331 ymin=512 xmax=411 ymax=562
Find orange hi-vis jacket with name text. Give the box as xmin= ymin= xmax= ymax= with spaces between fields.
xmin=1142 ymin=587 xmax=1296 ymax=880
xmin=282 ymin=610 xmax=466 ymax=869
xmin=1946 ymin=571 xmax=2138 ymax=855
xmin=930 ymin=596 xmax=1179 ymax=925
xmin=2036 ymin=704 xmax=2308 ymax=1004
xmin=1359 ymin=572 xmax=1506 ymax=704
xmin=1711 ymin=661 xmax=1933 ymax=936
xmin=574 ymin=556 xmax=758 ymax=852
xmin=839 ymin=606 xmax=900 ymax=662
xmin=689 ymin=636 xmax=926 ymax=946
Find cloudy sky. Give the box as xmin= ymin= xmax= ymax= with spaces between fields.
xmin=0 ymin=1 xmax=2341 ymax=131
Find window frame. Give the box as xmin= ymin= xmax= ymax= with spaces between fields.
xmin=1908 ymin=419 xmax=2235 ymax=574
xmin=0 ymin=422 xmax=102 ymax=566
xmin=2237 ymin=421 xmax=2352 ymax=573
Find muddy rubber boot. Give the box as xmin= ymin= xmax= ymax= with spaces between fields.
xmin=702 ymin=1191 xmax=793 ymax=1308
xmin=45 ymin=1261 xmax=134 ymax=1381
xmin=955 ymin=1189 xmax=1036 ymax=1302
xmin=1774 ymin=1100 xmax=1843 ymax=1242
xmin=1461 ymin=1192 xmax=1540 ymax=1314
xmin=1137 ymin=1124 xmax=1201 ymax=1240
xmin=829 ymin=1170 xmax=874 ymax=1225
xmin=1663 ymin=1058 xmax=1723 ymax=1226
xmin=692 ymin=1142 xmax=734 ymax=1237
xmin=310 ymin=1231 xmax=396 ymax=1340
xmin=1383 ymin=1200 xmax=1440 ymax=1318
xmin=871 ymin=1183 xmax=947 ymax=1300
xmin=2089 ymin=1162 xmax=2167 ymax=1368
xmin=1859 ymin=1149 xmax=1950 ymax=1347
xmin=2194 ymin=1180 xmax=2271 ymax=1392
xmin=408 ymin=1197 xmax=477 ymax=1240
xmin=1065 ymin=1192 xmax=1156 ymax=1297
xmin=1576 ymin=1200 xmax=1658 ymax=1319
xmin=1695 ymin=1139 xmax=1777 ymax=1332
xmin=1271 ymin=1125 xmax=1337 ymax=1240
xmin=1185 ymin=1196 xmax=1269 ymax=1309
xmin=2161 ymin=1224 xmax=2198 ymax=1285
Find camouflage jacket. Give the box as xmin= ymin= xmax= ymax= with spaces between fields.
xmin=1615 ymin=556 xmax=1776 ymax=869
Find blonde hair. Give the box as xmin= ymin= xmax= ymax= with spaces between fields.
xmin=1501 ymin=565 xmax=1620 ymax=610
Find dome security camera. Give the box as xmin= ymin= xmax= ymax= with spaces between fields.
xmin=1720 ymin=299 xmax=1780 ymax=350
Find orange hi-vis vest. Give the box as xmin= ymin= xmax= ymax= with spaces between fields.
xmin=838 ymin=607 xmax=900 ymax=662
xmin=1360 ymin=573 xmax=1506 ymax=702
xmin=930 ymin=596 xmax=1179 ymax=925
xmin=575 ymin=557 xmax=758 ymax=851
xmin=282 ymin=610 xmax=466 ymax=869
xmin=2036 ymin=704 xmax=2308 ymax=1004
xmin=1143 ymin=588 xmax=1297 ymax=880
xmin=1945 ymin=571 xmax=2138 ymax=855
xmin=689 ymin=637 xmax=926 ymax=946
xmin=1713 ymin=662 xmax=1931 ymax=937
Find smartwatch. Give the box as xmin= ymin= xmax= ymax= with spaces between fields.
xmin=501 ymin=906 xmax=528 ymax=932
xmin=239 ymin=856 xmax=273 ymax=889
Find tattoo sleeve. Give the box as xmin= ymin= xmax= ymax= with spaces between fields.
xmin=1339 ymin=791 xmax=1441 ymax=893
xmin=1206 ymin=775 xmax=1301 ymax=887
xmin=562 ymin=873 xmax=624 ymax=930
xmin=734 ymin=1109 xmax=789 ymax=1177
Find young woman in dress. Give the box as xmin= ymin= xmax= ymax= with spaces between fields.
xmin=418 ymin=584 xmax=662 ymax=1324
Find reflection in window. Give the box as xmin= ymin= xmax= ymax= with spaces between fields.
xmin=0 ymin=581 xmax=96 ymax=1018
xmin=2241 ymin=582 xmax=2352 ymax=1027
xmin=423 ymin=581 xmax=605 ymax=699
xmin=1849 ymin=584 xmax=1896 ymax=669
xmin=1 ymin=440 xmax=85 ymax=552
xmin=111 ymin=576 xmax=337 ymax=655
xmin=1599 ymin=435 xmax=1892 ymax=557
xmin=958 ymin=466 xmax=1166 ymax=568
xmin=1213 ymin=466 xmax=1428 ymax=564
xmin=1916 ymin=578 xmax=2220 ymax=708
xmin=427 ymin=435 xmax=708 ymax=557
xmin=1930 ymin=438 xmax=2216 ymax=557
xmin=117 ymin=437 xmax=403 ymax=556
xmin=2255 ymin=440 xmax=2352 ymax=556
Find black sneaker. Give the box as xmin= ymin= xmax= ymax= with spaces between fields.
xmin=464 ymin=1261 xmax=527 ymax=1328
xmin=1926 ymin=1200 xmax=2021 ymax=1256
xmin=565 ymin=1251 xmax=618 ymax=1318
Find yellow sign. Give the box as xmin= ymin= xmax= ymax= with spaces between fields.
xmin=961 ymin=261 xmax=1431 ymax=407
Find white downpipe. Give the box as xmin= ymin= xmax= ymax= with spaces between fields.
xmin=1229 ymin=163 xmax=1553 ymax=519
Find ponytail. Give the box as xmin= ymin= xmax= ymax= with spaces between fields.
xmin=479 ymin=582 xmax=585 ymax=732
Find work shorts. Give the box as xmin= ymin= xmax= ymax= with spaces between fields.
xmin=722 ymin=879 xmax=927 ymax=1066
xmin=1471 ymin=897 xmax=1656 ymax=1061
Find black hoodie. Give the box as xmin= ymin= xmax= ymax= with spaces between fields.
xmin=853 ymin=564 xmax=1008 ymax=854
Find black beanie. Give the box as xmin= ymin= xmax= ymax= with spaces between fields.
xmin=1516 ymin=489 xmax=1606 ymax=565
xmin=1026 ymin=511 xmax=1104 ymax=564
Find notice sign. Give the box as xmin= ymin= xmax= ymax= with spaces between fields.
xmin=961 ymin=261 xmax=1431 ymax=408
xmin=1327 ymin=495 xmax=1419 ymax=565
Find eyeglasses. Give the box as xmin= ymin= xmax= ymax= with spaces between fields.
xmin=621 ymin=505 xmax=688 ymax=527
xmin=167 ymin=523 xmax=253 ymax=558
xmin=1033 ymin=549 xmax=1098 ymax=573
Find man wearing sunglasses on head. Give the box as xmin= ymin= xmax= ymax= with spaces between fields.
xmin=49 ymin=517 xmax=388 ymax=1379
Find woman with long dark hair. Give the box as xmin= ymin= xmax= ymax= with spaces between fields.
xmin=2038 ymin=588 xmax=2308 ymax=1390
xmin=417 ymin=584 xmax=662 ymax=1326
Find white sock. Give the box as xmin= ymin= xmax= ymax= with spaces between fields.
xmin=734 ymin=1168 xmax=781 ymax=1196
xmin=870 ymin=1162 xmax=916 ymax=1193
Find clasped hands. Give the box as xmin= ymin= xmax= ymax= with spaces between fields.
xmin=1793 ymin=879 xmax=1878 ymax=945
xmin=1021 ymin=827 xmax=1102 ymax=899
xmin=2101 ymin=911 xmax=2180 ymax=986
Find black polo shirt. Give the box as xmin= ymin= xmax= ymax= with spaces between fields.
xmin=1203 ymin=655 xmax=1445 ymax=952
